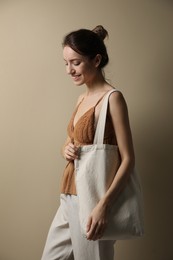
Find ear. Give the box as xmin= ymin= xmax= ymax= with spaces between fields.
xmin=94 ymin=54 xmax=102 ymax=68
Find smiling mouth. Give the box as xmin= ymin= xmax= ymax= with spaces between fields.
xmin=72 ymin=75 xmax=81 ymax=80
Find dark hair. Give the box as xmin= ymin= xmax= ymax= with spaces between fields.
xmin=62 ymin=25 xmax=109 ymax=69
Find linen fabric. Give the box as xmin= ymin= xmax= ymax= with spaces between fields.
xmin=41 ymin=194 xmax=116 ymax=260
xmin=75 ymin=89 xmax=144 ymax=240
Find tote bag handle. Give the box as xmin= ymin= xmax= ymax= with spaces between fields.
xmin=93 ymin=89 xmax=118 ymax=145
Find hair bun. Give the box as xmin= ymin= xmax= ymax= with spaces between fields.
xmin=92 ymin=25 xmax=108 ymax=41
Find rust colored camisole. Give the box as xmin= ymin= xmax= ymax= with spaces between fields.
xmin=60 ymin=94 xmax=117 ymax=195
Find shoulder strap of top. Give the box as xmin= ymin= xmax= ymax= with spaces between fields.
xmin=76 ymin=91 xmax=112 ymax=112
xmin=74 ymin=96 xmax=85 ymax=113
xmin=77 ymin=96 xmax=85 ymax=107
xmin=94 ymin=90 xmax=112 ymax=108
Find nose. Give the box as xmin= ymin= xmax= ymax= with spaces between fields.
xmin=66 ymin=64 xmax=75 ymax=75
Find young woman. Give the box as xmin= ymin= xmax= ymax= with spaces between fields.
xmin=41 ymin=25 xmax=135 ymax=260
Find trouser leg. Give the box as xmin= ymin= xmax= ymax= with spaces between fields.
xmin=41 ymin=195 xmax=74 ymax=260
xmin=66 ymin=195 xmax=115 ymax=260
xmin=41 ymin=194 xmax=116 ymax=260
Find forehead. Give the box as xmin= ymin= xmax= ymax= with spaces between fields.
xmin=63 ymin=46 xmax=84 ymax=60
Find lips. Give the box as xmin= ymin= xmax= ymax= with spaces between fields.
xmin=72 ymin=74 xmax=81 ymax=81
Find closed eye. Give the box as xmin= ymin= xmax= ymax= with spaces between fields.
xmin=73 ymin=60 xmax=81 ymax=66
xmin=64 ymin=58 xmax=81 ymax=66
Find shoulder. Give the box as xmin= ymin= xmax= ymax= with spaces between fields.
xmin=108 ymin=90 xmax=129 ymax=120
xmin=109 ymin=90 xmax=127 ymax=109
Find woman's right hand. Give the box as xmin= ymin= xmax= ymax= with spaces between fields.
xmin=63 ymin=142 xmax=79 ymax=161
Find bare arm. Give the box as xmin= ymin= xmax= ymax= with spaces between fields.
xmin=101 ymin=91 xmax=135 ymax=207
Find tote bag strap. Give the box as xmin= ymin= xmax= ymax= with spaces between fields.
xmin=93 ymin=89 xmax=118 ymax=144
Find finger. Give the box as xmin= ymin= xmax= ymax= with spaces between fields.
xmin=65 ymin=147 xmax=78 ymax=158
xmin=96 ymin=223 xmax=106 ymax=240
xmin=66 ymin=146 xmax=75 ymax=153
xmin=68 ymin=143 xmax=75 ymax=148
xmin=66 ymin=147 xmax=78 ymax=158
xmin=64 ymin=150 xmax=76 ymax=160
xmin=91 ymin=221 xmax=106 ymax=241
xmin=66 ymin=149 xmax=76 ymax=156
xmin=86 ymin=222 xmax=97 ymax=240
xmin=65 ymin=152 xmax=77 ymax=160
xmin=86 ymin=216 xmax=92 ymax=233
xmin=68 ymin=143 xmax=78 ymax=152
xmin=90 ymin=223 xmax=102 ymax=241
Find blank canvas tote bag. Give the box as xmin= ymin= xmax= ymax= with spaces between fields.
xmin=75 ymin=89 xmax=144 ymax=240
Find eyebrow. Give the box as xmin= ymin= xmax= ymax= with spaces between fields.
xmin=63 ymin=58 xmax=81 ymax=62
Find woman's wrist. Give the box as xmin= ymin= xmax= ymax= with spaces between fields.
xmin=101 ymin=190 xmax=119 ymax=211
xmin=99 ymin=196 xmax=112 ymax=212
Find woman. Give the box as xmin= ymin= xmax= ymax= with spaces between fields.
xmin=41 ymin=25 xmax=135 ymax=260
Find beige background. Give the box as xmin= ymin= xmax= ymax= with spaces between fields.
xmin=0 ymin=0 xmax=173 ymax=259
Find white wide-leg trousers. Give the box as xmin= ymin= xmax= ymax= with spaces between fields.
xmin=41 ymin=194 xmax=115 ymax=260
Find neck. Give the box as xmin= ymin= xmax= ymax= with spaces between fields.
xmin=85 ymin=72 xmax=109 ymax=96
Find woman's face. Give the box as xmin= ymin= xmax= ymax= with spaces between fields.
xmin=63 ymin=46 xmax=98 ymax=86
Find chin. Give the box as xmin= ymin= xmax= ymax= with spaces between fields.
xmin=74 ymin=81 xmax=84 ymax=86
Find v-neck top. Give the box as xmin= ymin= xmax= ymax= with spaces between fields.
xmin=60 ymin=94 xmax=116 ymax=195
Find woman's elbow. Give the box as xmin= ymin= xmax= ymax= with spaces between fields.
xmin=123 ymin=155 xmax=135 ymax=173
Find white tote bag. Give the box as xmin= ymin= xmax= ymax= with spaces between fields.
xmin=75 ymin=89 xmax=144 ymax=240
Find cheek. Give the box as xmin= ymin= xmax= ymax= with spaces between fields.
xmin=83 ymin=64 xmax=94 ymax=75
